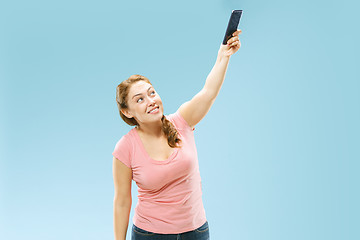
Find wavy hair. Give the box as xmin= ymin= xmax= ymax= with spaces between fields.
xmin=116 ymin=74 xmax=182 ymax=148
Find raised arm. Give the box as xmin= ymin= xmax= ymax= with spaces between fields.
xmin=178 ymin=29 xmax=242 ymax=129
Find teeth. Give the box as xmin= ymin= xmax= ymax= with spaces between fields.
xmin=148 ymin=107 xmax=158 ymax=113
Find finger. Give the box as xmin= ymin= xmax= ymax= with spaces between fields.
xmin=232 ymin=29 xmax=242 ymax=36
xmin=235 ymin=40 xmax=241 ymax=49
xmin=228 ymin=40 xmax=235 ymax=46
xmin=230 ymin=40 xmax=239 ymax=47
xmin=227 ymin=36 xmax=239 ymax=45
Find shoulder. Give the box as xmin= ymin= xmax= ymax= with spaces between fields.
xmin=114 ymin=129 xmax=135 ymax=147
xmin=112 ymin=129 xmax=136 ymax=168
xmin=165 ymin=110 xmax=195 ymax=131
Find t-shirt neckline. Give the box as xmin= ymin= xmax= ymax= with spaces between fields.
xmin=132 ymin=128 xmax=179 ymax=165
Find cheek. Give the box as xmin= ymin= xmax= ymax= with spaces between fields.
xmin=130 ymin=104 xmax=140 ymax=114
xmin=156 ymin=95 xmax=162 ymax=102
xmin=137 ymin=105 xmax=146 ymax=113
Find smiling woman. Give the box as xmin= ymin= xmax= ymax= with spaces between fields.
xmin=112 ymin=27 xmax=242 ymax=240
xmin=116 ymin=74 xmax=182 ymax=148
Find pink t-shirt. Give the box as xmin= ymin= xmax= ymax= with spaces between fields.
xmin=112 ymin=110 xmax=207 ymax=234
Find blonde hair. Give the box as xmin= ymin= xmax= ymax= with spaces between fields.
xmin=116 ymin=74 xmax=182 ymax=148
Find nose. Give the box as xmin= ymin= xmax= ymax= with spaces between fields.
xmin=147 ymin=97 xmax=156 ymax=106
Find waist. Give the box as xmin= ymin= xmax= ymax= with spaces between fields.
xmin=133 ymin=199 xmax=207 ymax=234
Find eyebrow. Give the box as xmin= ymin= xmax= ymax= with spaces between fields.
xmin=132 ymin=86 xmax=153 ymax=99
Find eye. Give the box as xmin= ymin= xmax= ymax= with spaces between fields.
xmin=137 ymin=97 xmax=143 ymax=103
xmin=150 ymin=91 xmax=156 ymax=95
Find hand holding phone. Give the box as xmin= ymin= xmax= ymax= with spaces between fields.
xmin=222 ymin=10 xmax=242 ymax=45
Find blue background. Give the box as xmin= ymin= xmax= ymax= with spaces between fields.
xmin=1 ymin=0 xmax=359 ymax=239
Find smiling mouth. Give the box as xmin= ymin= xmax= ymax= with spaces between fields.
xmin=147 ymin=106 xmax=159 ymax=114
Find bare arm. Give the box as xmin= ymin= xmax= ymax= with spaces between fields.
xmin=113 ymin=201 xmax=131 ymax=240
xmin=113 ymin=156 xmax=132 ymax=240
xmin=178 ymin=29 xmax=242 ymax=129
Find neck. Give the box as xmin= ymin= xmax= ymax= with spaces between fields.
xmin=136 ymin=119 xmax=163 ymax=138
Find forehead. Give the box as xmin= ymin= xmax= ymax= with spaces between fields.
xmin=129 ymin=81 xmax=153 ymax=96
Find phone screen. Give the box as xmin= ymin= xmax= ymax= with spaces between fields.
xmin=222 ymin=10 xmax=243 ymax=45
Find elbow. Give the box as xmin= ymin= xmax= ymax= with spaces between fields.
xmin=202 ymin=88 xmax=218 ymax=102
xmin=114 ymin=195 xmax=132 ymax=208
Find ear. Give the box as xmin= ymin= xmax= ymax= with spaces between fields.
xmin=121 ymin=108 xmax=133 ymax=119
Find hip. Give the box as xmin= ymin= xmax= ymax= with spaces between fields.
xmin=132 ymin=220 xmax=210 ymax=240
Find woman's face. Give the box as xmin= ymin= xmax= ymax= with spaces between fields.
xmin=122 ymin=81 xmax=163 ymax=125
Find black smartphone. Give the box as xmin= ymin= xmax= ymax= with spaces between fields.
xmin=222 ymin=10 xmax=243 ymax=45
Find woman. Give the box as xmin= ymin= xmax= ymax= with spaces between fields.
xmin=112 ymin=29 xmax=242 ymax=240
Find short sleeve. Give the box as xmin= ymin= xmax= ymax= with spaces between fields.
xmin=167 ymin=110 xmax=195 ymax=131
xmin=112 ymin=135 xmax=132 ymax=168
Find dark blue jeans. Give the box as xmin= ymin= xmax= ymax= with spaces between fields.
xmin=131 ymin=221 xmax=210 ymax=240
